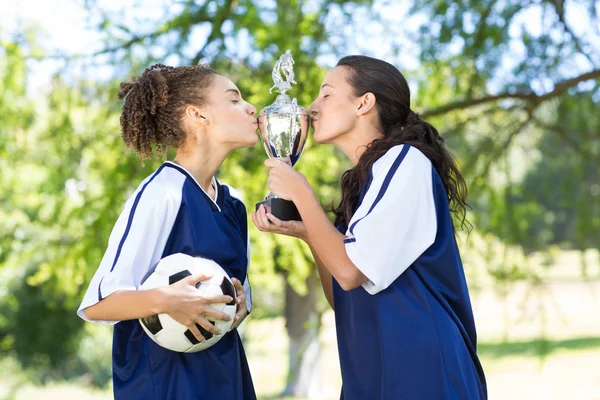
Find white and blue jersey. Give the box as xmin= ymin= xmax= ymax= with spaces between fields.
xmin=335 ymin=145 xmax=487 ymax=400
xmin=78 ymin=161 xmax=255 ymax=400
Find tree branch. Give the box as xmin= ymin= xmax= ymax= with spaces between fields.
xmin=440 ymin=104 xmax=523 ymax=141
xmin=547 ymin=0 xmax=597 ymax=66
xmin=421 ymin=69 xmax=600 ymax=118
xmin=421 ymin=92 xmax=536 ymax=118
xmin=533 ymin=118 xmax=597 ymax=160
xmin=539 ymin=69 xmax=600 ymax=99
xmin=464 ymin=0 xmax=498 ymax=98
xmin=89 ymin=3 xmax=214 ymax=58
xmin=191 ymin=0 xmax=235 ymax=65
xmin=464 ymin=107 xmax=533 ymax=185
xmin=92 ymin=33 xmax=164 ymax=56
xmin=473 ymin=1 xmax=497 ymax=48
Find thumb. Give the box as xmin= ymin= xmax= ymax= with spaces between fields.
xmin=231 ymin=277 xmax=244 ymax=290
xmin=264 ymin=159 xmax=278 ymax=169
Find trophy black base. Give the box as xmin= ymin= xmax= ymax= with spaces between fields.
xmin=256 ymin=197 xmax=302 ymax=221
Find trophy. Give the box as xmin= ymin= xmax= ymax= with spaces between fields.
xmin=256 ymin=50 xmax=309 ymax=221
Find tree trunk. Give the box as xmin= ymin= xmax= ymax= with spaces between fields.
xmin=281 ymin=271 xmax=322 ymax=398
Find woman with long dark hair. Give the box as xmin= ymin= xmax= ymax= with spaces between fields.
xmin=253 ymin=55 xmax=487 ymax=399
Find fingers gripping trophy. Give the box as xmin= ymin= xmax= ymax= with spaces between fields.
xmin=256 ymin=50 xmax=309 ymax=221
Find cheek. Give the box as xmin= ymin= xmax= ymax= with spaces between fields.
xmin=212 ymin=107 xmax=229 ymax=127
xmin=317 ymin=101 xmax=354 ymax=138
xmin=226 ymin=108 xmax=247 ymax=129
xmin=231 ymin=108 xmax=257 ymax=141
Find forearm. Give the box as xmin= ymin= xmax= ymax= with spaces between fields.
xmin=296 ymin=190 xmax=366 ymax=291
xmin=83 ymin=288 xmax=167 ymax=322
xmin=307 ymin=241 xmax=334 ymax=309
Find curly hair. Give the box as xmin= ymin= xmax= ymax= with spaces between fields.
xmin=117 ymin=64 xmax=218 ymax=161
xmin=332 ymin=56 xmax=470 ymax=233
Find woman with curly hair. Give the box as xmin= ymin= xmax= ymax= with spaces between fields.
xmin=78 ymin=64 xmax=258 ymax=400
xmin=253 ymin=56 xmax=487 ymax=399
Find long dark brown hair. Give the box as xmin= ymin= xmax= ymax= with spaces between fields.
xmin=332 ymin=55 xmax=469 ymax=232
xmin=118 ymin=64 xmax=218 ymax=161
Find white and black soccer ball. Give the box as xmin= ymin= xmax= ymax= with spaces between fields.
xmin=138 ymin=253 xmax=237 ymax=353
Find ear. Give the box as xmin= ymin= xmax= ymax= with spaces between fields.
xmin=356 ymin=92 xmax=376 ymax=116
xmin=185 ymin=105 xmax=209 ymax=126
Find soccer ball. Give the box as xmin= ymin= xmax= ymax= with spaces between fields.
xmin=138 ymin=253 xmax=237 ymax=352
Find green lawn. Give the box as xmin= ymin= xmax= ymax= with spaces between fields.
xmin=2 ymin=250 xmax=599 ymax=400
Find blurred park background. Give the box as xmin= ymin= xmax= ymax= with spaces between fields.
xmin=1 ymin=0 xmax=599 ymax=399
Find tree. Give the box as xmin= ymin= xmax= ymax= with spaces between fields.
xmin=2 ymin=0 xmax=599 ymax=394
xmin=0 ymin=35 xmax=127 ymax=384
xmin=406 ymin=0 xmax=600 ymax=274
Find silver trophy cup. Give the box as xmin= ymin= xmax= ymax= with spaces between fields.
xmin=256 ymin=50 xmax=309 ymax=221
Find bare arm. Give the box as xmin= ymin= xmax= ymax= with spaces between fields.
xmin=308 ymin=241 xmax=334 ymax=309
xmin=83 ymin=288 xmax=166 ymax=321
xmin=296 ymin=192 xmax=367 ymax=291
xmin=83 ymin=274 xmax=233 ymax=341
xmin=263 ymin=159 xmax=367 ymax=291
xmin=252 ymin=205 xmax=334 ymax=308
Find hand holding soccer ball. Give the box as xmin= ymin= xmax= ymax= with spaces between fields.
xmin=228 ymin=278 xmax=248 ymax=332
xmin=139 ymin=254 xmax=239 ymax=353
xmin=161 ymin=273 xmax=233 ymax=342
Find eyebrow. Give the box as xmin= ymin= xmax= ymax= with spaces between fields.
xmin=226 ymin=88 xmax=241 ymax=96
xmin=321 ymin=83 xmax=333 ymax=89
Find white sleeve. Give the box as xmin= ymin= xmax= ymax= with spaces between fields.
xmin=344 ymin=145 xmax=437 ymax=295
xmin=77 ymin=173 xmax=182 ymax=324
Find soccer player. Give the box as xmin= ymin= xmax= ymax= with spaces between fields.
xmin=252 ymin=55 xmax=487 ymax=399
xmin=78 ymin=64 xmax=257 ymax=399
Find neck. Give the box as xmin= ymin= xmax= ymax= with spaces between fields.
xmin=172 ymin=142 xmax=230 ymax=193
xmin=334 ymin=127 xmax=383 ymax=166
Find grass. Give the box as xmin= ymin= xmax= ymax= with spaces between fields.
xmin=1 ymin=249 xmax=600 ymax=399
xmin=478 ymin=336 xmax=600 ymax=359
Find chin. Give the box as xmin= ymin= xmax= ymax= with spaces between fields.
xmin=312 ymin=128 xmax=333 ymax=145
xmin=229 ymin=136 xmax=258 ymax=150
xmin=243 ymin=133 xmax=259 ymax=148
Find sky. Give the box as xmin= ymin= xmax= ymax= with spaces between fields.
xmin=1 ymin=0 xmax=597 ymax=96
xmin=0 ymin=0 xmax=420 ymax=92
xmin=1 ymin=0 xmax=168 ymax=90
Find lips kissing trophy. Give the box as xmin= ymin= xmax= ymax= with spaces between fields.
xmin=256 ymin=50 xmax=309 ymax=221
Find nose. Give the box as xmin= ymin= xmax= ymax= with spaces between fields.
xmin=247 ymin=102 xmax=256 ymax=116
xmin=309 ymin=102 xmax=319 ymax=117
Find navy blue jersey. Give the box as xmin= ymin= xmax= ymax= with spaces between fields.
xmin=335 ymin=145 xmax=487 ymax=400
xmin=78 ymin=161 xmax=255 ymax=400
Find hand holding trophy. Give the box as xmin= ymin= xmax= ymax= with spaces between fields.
xmin=256 ymin=50 xmax=309 ymax=221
